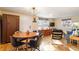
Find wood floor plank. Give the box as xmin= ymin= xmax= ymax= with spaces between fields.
xmin=0 ymin=35 xmax=79 ymax=51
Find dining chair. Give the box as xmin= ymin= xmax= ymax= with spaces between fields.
xmin=35 ymin=33 xmax=43 ymax=50
xmin=33 ymin=30 xmax=37 ymax=32
xmin=10 ymin=36 xmax=26 ymax=51
xmin=28 ymin=33 xmax=43 ymax=51
xmin=15 ymin=31 xmax=26 ymax=42
xmin=71 ymin=40 xmax=77 ymax=45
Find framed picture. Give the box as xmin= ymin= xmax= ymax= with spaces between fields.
xmin=62 ymin=18 xmax=72 ymax=27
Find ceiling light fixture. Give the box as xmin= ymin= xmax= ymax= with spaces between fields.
xmin=32 ymin=7 xmax=37 ymax=22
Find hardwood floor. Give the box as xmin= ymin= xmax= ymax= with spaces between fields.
xmin=0 ymin=43 xmax=13 ymax=51
xmin=0 ymin=35 xmax=79 ymax=51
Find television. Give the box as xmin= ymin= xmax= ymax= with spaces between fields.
xmin=49 ymin=22 xmax=55 ymax=27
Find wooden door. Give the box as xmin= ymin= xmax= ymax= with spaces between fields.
xmin=0 ymin=16 xmax=2 ymax=43
xmin=7 ymin=14 xmax=19 ymax=42
xmin=2 ymin=14 xmax=19 ymax=43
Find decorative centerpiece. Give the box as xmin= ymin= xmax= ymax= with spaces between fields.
xmin=26 ymin=30 xmax=30 ymax=35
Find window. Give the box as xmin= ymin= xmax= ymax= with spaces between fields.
xmin=37 ymin=20 xmax=49 ymax=29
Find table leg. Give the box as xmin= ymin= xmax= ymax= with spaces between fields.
xmin=25 ymin=39 xmax=28 ymax=51
xmin=76 ymin=40 xmax=78 ymax=47
xmin=70 ymin=39 xmax=72 ymax=44
xmin=71 ymin=39 xmax=78 ymax=47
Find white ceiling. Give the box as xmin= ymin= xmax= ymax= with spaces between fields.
xmin=0 ymin=7 xmax=79 ymax=18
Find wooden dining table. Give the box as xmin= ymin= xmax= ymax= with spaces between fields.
xmin=70 ymin=36 xmax=79 ymax=41
xmin=70 ymin=36 xmax=79 ymax=46
xmin=13 ymin=32 xmax=38 ymax=50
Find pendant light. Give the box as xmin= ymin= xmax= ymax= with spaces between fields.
xmin=32 ymin=7 xmax=37 ymax=22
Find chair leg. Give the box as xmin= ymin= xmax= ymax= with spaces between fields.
xmin=30 ymin=48 xmax=32 ymax=51
xmin=37 ymin=48 xmax=40 ymax=51
xmin=21 ymin=45 xmax=25 ymax=51
xmin=16 ymin=47 xmax=19 ymax=51
xmin=32 ymin=48 xmax=35 ymax=51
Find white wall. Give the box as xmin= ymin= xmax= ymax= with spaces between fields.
xmin=19 ymin=15 xmax=33 ymax=32
xmin=54 ymin=16 xmax=79 ymax=31
xmin=1 ymin=10 xmax=79 ymax=32
xmin=54 ymin=18 xmax=62 ymax=29
xmin=0 ymin=10 xmax=33 ymax=32
xmin=72 ymin=16 xmax=79 ymax=22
